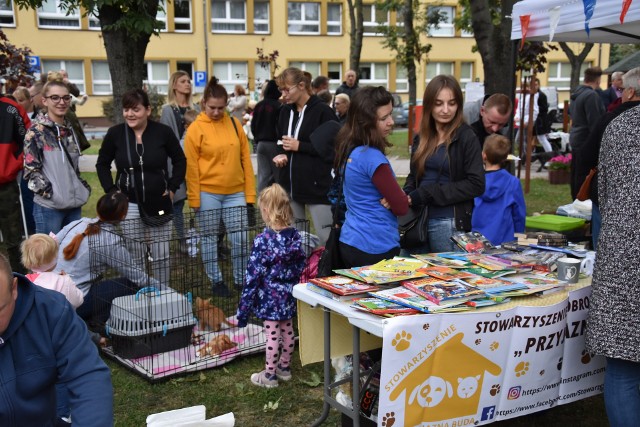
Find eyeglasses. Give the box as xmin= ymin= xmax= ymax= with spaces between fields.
xmin=279 ymin=85 xmax=297 ymax=94
xmin=45 ymin=95 xmax=72 ymax=103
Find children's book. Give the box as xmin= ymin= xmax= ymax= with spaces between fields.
xmin=499 ymin=274 xmax=564 ymax=296
xmin=367 ymin=257 xmax=427 ymax=274
xmin=402 ymin=278 xmax=485 ymax=304
xmin=306 ymin=283 xmax=368 ymax=302
xmin=349 ymin=265 xmax=426 ymax=285
xmin=309 ymin=276 xmax=379 ymax=296
xmin=450 ymin=231 xmax=497 ymax=253
xmin=461 ymin=266 xmax=517 ymax=279
xmin=420 ymin=266 xmax=476 ymax=281
xmin=411 ymin=253 xmax=473 ymax=268
xmin=456 ymin=276 xmax=527 ymax=294
xmin=369 ymin=287 xmax=472 ymax=313
xmin=351 ymin=297 xmax=421 ymax=316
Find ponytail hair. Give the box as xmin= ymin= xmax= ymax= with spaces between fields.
xmin=202 ymin=76 xmax=228 ymax=104
xmin=63 ymin=192 xmax=129 ymax=260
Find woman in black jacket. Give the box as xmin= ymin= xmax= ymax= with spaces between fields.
xmin=273 ymin=67 xmax=338 ymax=245
xmin=96 ymin=89 xmax=186 ymax=284
xmin=403 ymin=75 xmax=484 ymax=253
xmin=252 ymin=79 xmax=282 ymax=192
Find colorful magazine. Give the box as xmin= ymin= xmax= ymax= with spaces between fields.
xmin=369 ymin=287 xmax=472 ymax=313
xmin=402 ymin=278 xmax=485 ymax=304
xmin=420 ymin=266 xmax=476 ymax=281
xmin=309 ymin=276 xmax=379 ymax=296
xmin=351 ymin=297 xmax=421 ymax=316
xmin=412 ymin=253 xmax=473 ymax=268
xmin=461 ymin=267 xmax=518 ymax=279
xmin=450 ymin=231 xmax=497 ymax=253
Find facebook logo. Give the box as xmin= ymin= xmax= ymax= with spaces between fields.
xmin=481 ymin=406 xmax=495 ymax=421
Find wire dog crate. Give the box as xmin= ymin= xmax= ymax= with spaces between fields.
xmin=88 ymin=206 xmax=310 ymax=381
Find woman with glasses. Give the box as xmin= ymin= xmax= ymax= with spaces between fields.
xmin=273 ymin=67 xmax=338 ymax=245
xmin=24 ymin=79 xmax=90 ymax=234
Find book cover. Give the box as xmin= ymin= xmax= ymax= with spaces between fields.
xmin=369 ymin=287 xmax=471 ymax=313
xmin=456 ymin=276 xmax=527 ymax=294
xmin=309 ymin=276 xmax=379 ymax=295
xmin=350 ymin=265 xmax=426 ymax=285
xmin=412 ymin=254 xmax=473 ymax=268
xmin=351 ymin=297 xmax=421 ymax=315
xmin=402 ymin=278 xmax=485 ymax=304
xmin=420 ymin=266 xmax=476 ymax=281
xmin=461 ymin=266 xmax=517 ymax=279
xmin=450 ymin=231 xmax=497 ymax=253
xmin=306 ymin=283 xmax=367 ymax=302
xmin=368 ymin=257 xmax=427 ymax=274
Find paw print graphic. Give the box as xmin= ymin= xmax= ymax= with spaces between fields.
xmin=475 ymin=338 xmax=482 ymax=345
xmin=540 ymin=370 xmax=545 ymax=376
xmin=581 ymin=349 xmax=593 ymax=364
xmin=422 ymin=323 xmax=430 ymax=330
xmin=489 ymin=384 xmax=501 ymax=396
xmin=381 ymin=412 xmax=395 ymax=427
xmin=489 ymin=341 xmax=500 ymax=351
xmin=392 ymin=331 xmax=412 ymax=352
xmin=514 ymin=361 xmax=530 ymax=377
xmin=557 ymin=357 xmax=563 ymax=370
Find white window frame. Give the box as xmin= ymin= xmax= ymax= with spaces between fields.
xmin=287 ymin=2 xmax=320 ymax=35
xmin=173 ymin=0 xmax=192 ymax=32
xmin=37 ymin=0 xmax=80 ymax=29
xmin=363 ymin=4 xmax=389 ymax=36
xmin=254 ymin=0 xmax=269 ymax=34
xmin=327 ymin=3 xmax=342 ymax=35
xmin=460 ymin=62 xmax=474 ymax=86
xmin=213 ymin=61 xmax=248 ymax=93
xmin=548 ymin=62 xmax=592 ymax=91
xmin=289 ymin=61 xmax=321 ymax=79
xmin=427 ymin=6 xmax=455 ymax=37
xmin=211 ymin=0 xmax=247 ymax=34
xmin=155 ymin=0 xmax=168 ymax=32
xmin=88 ymin=10 xmax=100 ymax=30
xmin=42 ymin=59 xmax=85 ymax=92
xmin=0 ymin=1 xmax=16 ymax=27
xmin=359 ymin=62 xmax=389 ymax=88
xmin=91 ymin=61 xmax=112 ymax=95
xmin=328 ymin=62 xmax=342 ymax=91
xmin=426 ymin=62 xmax=454 ymax=83
xmin=395 ymin=64 xmax=408 ymax=93
xmin=144 ymin=61 xmax=170 ymax=94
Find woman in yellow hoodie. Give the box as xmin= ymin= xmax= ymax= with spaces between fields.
xmin=184 ymin=77 xmax=256 ymax=297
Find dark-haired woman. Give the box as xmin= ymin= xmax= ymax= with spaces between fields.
xmin=184 ymin=77 xmax=256 ymax=297
xmin=335 ymin=86 xmax=409 ymax=268
xmin=403 ymin=75 xmax=484 ymax=253
xmin=55 ymin=192 xmax=162 ymax=324
xmin=252 ymin=79 xmax=283 ymax=192
xmin=96 ymin=89 xmax=186 ymax=284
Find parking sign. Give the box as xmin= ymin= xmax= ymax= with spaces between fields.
xmin=194 ymin=71 xmax=207 ymax=93
xmin=27 ymin=56 xmax=41 ymax=73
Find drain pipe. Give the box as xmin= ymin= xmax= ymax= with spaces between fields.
xmin=203 ymin=0 xmax=209 ymax=77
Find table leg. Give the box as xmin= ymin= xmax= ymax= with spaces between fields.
xmin=352 ymin=325 xmax=361 ymax=427
xmin=311 ymin=307 xmax=332 ymax=427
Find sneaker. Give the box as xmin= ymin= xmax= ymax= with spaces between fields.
xmin=211 ymin=281 xmax=231 ymax=298
xmin=276 ymin=365 xmax=292 ymax=381
xmin=250 ymin=370 xmax=278 ymax=388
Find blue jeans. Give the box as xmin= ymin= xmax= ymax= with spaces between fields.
xmin=401 ymin=217 xmax=458 ymax=256
xmin=197 ymin=192 xmax=248 ymax=285
xmin=591 ymin=203 xmax=601 ymax=251
xmin=173 ymin=198 xmax=186 ymax=239
xmin=604 ymin=357 xmax=640 ymax=426
xmin=33 ymin=203 xmax=81 ymax=235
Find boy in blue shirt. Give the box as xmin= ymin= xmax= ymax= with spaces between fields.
xmin=472 ymin=134 xmax=526 ymax=245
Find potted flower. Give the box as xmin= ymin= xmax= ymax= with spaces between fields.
xmin=547 ymin=153 xmax=572 ymax=185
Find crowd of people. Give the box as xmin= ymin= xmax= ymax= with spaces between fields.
xmin=0 ymin=62 xmax=638 ymax=425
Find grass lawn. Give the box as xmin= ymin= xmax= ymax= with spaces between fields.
xmin=77 ymin=171 xmax=597 ymax=426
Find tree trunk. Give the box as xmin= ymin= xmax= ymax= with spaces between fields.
xmin=347 ymin=0 xmax=363 ymax=73
xmin=404 ymin=0 xmax=417 ymax=106
xmin=559 ymin=42 xmax=594 ymax=92
xmin=469 ymin=0 xmax=516 ymax=97
xmin=99 ymin=2 xmax=157 ymax=124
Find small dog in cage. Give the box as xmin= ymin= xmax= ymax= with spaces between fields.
xmin=195 ymin=297 xmax=234 ymax=332
xmin=197 ymin=334 xmax=238 ymax=357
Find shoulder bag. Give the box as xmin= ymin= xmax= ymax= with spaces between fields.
xmin=576 ymin=168 xmax=597 ymax=202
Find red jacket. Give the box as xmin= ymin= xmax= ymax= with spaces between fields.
xmin=0 ymin=96 xmax=30 ymax=184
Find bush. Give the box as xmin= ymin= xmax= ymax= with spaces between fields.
xmin=101 ymin=86 xmax=167 ymax=124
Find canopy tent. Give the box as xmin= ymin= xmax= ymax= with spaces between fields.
xmin=511 ymin=0 xmax=640 ymax=44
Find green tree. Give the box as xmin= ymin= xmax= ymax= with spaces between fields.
xmin=15 ymin=0 xmax=164 ymax=122
xmin=0 ymin=28 xmax=33 ymax=89
xmin=609 ymin=43 xmax=640 ymax=65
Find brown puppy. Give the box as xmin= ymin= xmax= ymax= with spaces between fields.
xmin=195 ymin=297 xmax=233 ymax=332
xmin=197 ymin=334 xmax=238 ymax=357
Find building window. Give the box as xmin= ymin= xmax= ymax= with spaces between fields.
xmin=254 ymin=0 xmax=269 ymax=33
xmin=254 ymin=63 xmax=271 ymax=89
xmin=144 ymin=61 xmax=170 ymax=94
xmin=328 ymin=62 xmax=342 ymax=91
xmin=38 ymin=0 xmax=80 ymax=28
xmin=363 ymin=4 xmax=388 ymax=36
xmin=213 ymin=61 xmax=248 ymax=93
xmin=427 ymin=6 xmax=454 ymax=37
xmin=177 ymin=62 xmax=194 ymax=77
xmin=0 ymin=1 xmax=15 ymax=27
xmin=92 ymin=61 xmax=112 ymax=95
xmin=211 ymin=0 xmax=246 ymax=33
xmin=156 ymin=0 xmax=168 ymax=32
xmin=548 ymin=61 xmax=591 ymax=91
xmin=327 ymin=3 xmax=342 ymax=35
xmin=460 ymin=62 xmax=474 ymax=86
xmin=288 ymin=2 xmax=320 ymax=35
xmin=289 ymin=62 xmax=321 ymax=79
xmin=396 ymin=64 xmax=408 ymax=93
xmin=174 ymin=0 xmax=192 ymax=32
xmin=426 ymin=62 xmax=454 ymax=82
xmin=359 ymin=62 xmax=389 ymax=88
xmin=88 ymin=10 xmax=100 ymax=30
xmin=42 ymin=60 xmax=85 ymax=92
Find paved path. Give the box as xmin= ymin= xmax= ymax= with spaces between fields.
xmin=80 ymin=153 xmax=549 ymax=179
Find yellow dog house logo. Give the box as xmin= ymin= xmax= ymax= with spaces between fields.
xmin=389 ymin=333 xmax=501 ymax=425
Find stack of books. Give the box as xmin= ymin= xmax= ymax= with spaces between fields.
xmin=514 ymin=232 xmax=568 ymax=247
xmin=306 ymin=276 xmax=379 ymax=302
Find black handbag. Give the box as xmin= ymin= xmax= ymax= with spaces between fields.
xmin=317 ymin=163 xmax=348 ymax=278
xmin=398 ymin=205 xmax=428 ymax=249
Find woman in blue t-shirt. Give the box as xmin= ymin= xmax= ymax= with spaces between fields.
xmin=334 ymin=87 xmax=409 ymax=268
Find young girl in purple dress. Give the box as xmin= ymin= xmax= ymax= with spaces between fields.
xmin=236 ymin=183 xmax=306 ymax=388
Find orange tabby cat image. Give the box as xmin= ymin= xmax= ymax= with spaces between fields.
xmin=195 ymin=296 xmax=234 ymax=332
xmin=198 ymin=334 xmax=238 ymax=357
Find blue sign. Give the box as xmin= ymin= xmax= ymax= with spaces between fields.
xmin=27 ymin=56 xmax=41 ymax=73
xmin=194 ymin=71 xmax=207 ymax=87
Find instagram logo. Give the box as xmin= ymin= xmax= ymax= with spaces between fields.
xmin=507 ymin=386 xmax=521 ymax=400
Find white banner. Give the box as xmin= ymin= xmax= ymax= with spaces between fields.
xmin=379 ymin=286 xmax=604 ymax=426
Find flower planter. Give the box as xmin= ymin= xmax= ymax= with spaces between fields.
xmin=548 ymin=169 xmax=571 ymax=185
